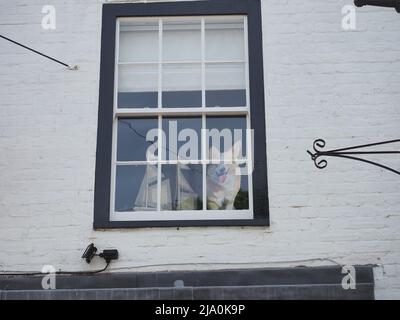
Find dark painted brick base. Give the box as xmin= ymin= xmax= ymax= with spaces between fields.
xmin=0 ymin=284 xmax=374 ymax=300
xmin=0 ymin=266 xmax=375 ymax=300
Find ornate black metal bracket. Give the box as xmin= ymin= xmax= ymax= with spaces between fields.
xmin=307 ymin=139 xmax=400 ymax=175
xmin=354 ymin=0 xmax=400 ymax=13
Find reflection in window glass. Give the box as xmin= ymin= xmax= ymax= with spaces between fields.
xmin=206 ymin=63 xmax=246 ymax=108
xmin=207 ymin=163 xmax=248 ymax=210
xmin=162 ymin=117 xmax=202 ymax=161
xmin=205 ymin=17 xmax=245 ymax=62
xmin=115 ymin=165 xmax=158 ymax=212
xmin=117 ymin=118 xmax=158 ymax=161
xmin=119 ymin=19 xmax=159 ymax=63
xmin=162 ymin=63 xmax=202 ymax=108
xmin=206 ymin=116 xmax=247 ymax=160
xmin=163 ymin=19 xmax=201 ymax=62
xmin=161 ymin=164 xmax=203 ymax=211
xmin=118 ymin=64 xmax=158 ymax=108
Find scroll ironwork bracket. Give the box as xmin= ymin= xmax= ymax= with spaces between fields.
xmin=307 ymin=139 xmax=400 ymax=176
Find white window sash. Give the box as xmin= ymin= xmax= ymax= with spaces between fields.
xmin=110 ymin=16 xmax=253 ymax=222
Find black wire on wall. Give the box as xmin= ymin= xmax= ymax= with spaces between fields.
xmin=0 ymin=34 xmax=78 ymax=70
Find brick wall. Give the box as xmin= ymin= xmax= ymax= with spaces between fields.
xmin=0 ymin=0 xmax=399 ymax=299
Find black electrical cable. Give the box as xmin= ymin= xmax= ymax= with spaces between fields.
xmin=0 ymin=34 xmax=75 ymax=69
xmin=0 ymin=262 xmax=110 ymax=277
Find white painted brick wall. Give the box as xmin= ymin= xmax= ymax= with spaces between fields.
xmin=0 ymin=0 xmax=399 ymax=299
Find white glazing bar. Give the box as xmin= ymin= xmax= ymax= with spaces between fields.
xmin=110 ymin=119 xmax=118 ymax=215
xmin=115 ymin=107 xmax=249 ymax=117
xmin=246 ymin=115 xmax=254 ymax=216
xmin=114 ymin=19 xmax=120 ymax=114
xmin=118 ymin=60 xmax=244 ymax=66
xmin=157 ymin=115 xmax=162 ymax=211
xmin=119 ymin=15 xmax=243 ymax=23
xmin=117 ymin=160 xmax=206 ymax=166
xmin=203 ymin=60 xmax=246 ymax=64
xmin=244 ymin=16 xmax=254 ymax=216
xmin=159 ymin=60 xmax=202 ymax=64
xmin=244 ymin=16 xmax=250 ymax=111
xmin=111 ymin=210 xmax=252 ymax=222
xmin=201 ymin=17 xmax=206 ymax=110
xmin=157 ymin=19 xmax=163 ymax=211
xmin=201 ymin=18 xmax=207 ymax=211
xmin=116 ymin=161 xmax=159 ymax=166
xmin=158 ymin=19 xmax=163 ymax=110
xmin=202 ymin=114 xmax=207 ymax=211
xmin=110 ymin=19 xmax=120 ymax=218
xmin=118 ymin=61 xmax=159 ymax=66
xmin=116 ymin=159 xmax=246 ymax=166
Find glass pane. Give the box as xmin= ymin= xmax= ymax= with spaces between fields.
xmin=205 ymin=17 xmax=245 ymax=62
xmin=206 ymin=116 xmax=247 ymax=161
xmin=115 ymin=165 xmax=158 ymax=212
xmin=163 ymin=19 xmax=201 ymax=62
xmin=117 ymin=118 xmax=158 ymax=162
xmin=119 ymin=19 xmax=159 ymax=63
xmin=162 ymin=63 xmax=202 ymax=108
xmin=118 ymin=64 xmax=158 ymax=108
xmin=206 ymin=63 xmax=246 ymax=108
xmin=162 ymin=117 xmax=202 ymax=161
xmin=207 ymin=162 xmax=249 ymax=210
xmin=161 ymin=164 xmax=203 ymax=211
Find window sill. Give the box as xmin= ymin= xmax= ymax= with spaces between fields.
xmin=93 ymin=218 xmax=270 ymax=229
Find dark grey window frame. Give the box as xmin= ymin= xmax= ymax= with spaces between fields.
xmin=94 ymin=0 xmax=269 ymax=229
